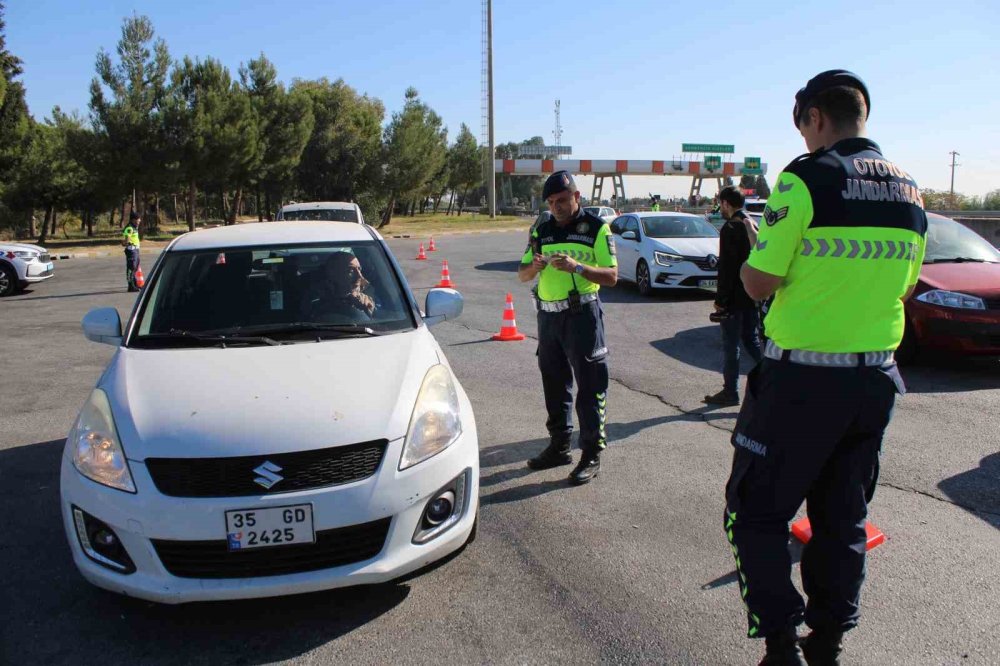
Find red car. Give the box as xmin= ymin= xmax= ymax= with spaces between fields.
xmin=900 ymin=213 xmax=1000 ymax=361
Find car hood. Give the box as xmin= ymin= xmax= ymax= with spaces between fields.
xmin=100 ymin=328 xmax=441 ymax=460
xmin=919 ymin=262 xmax=1000 ymax=299
xmin=0 ymin=242 xmax=46 ymax=254
xmin=647 ymin=237 xmax=720 ymax=257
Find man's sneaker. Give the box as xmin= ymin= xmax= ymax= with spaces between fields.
xmin=758 ymin=629 xmax=806 ymax=666
xmin=568 ymin=454 xmax=600 ymax=485
xmin=527 ymin=441 xmax=572 ymax=470
xmin=703 ymin=389 xmax=740 ymax=406
xmin=799 ymin=630 xmax=844 ymax=666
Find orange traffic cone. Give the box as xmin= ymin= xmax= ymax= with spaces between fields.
xmin=492 ymin=292 xmax=526 ymax=341
xmin=428 ymin=237 xmax=437 ymax=251
xmin=791 ymin=517 xmax=885 ymax=551
xmin=436 ymin=260 xmax=455 ymax=288
xmin=134 ymin=266 xmax=145 ymax=288
xmin=415 ymin=243 xmax=428 ymax=260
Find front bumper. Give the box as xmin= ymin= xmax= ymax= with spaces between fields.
xmin=910 ymin=302 xmax=1000 ymax=355
xmin=23 ymin=260 xmax=55 ymax=282
xmin=652 ymin=264 xmax=718 ymax=290
xmin=60 ymin=428 xmax=479 ymax=604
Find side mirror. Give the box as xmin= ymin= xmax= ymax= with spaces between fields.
xmin=621 ymin=231 xmax=637 ymax=241
xmin=82 ymin=307 xmax=123 ymax=346
xmin=424 ymin=288 xmax=463 ymax=327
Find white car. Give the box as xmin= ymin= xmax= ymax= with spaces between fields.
xmin=0 ymin=242 xmax=54 ymax=296
xmin=277 ymin=201 xmax=364 ymax=224
xmin=744 ymin=198 xmax=767 ymax=223
xmin=583 ymin=206 xmax=618 ymax=225
xmin=610 ymin=212 xmax=720 ymax=296
xmin=62 ymin=221 xmax=479 ymax=603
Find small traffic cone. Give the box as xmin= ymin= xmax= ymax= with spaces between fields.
xmin=492 ymin=292 xmax=526 ymax=341
xmin=428 ymin=237 xmax=437 ymax=252
xmin=436 ymin=260 xmax=455 ymax=288
xmin=415 ymin=243 xmax=428 ymax=260
xmin=791 ymin=517 xmax=885 ymax=551
xmin=134 ymin=266 xmax=145 ymax=288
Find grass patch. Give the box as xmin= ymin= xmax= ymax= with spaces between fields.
xmin=22 ymin=213 xmax=531 ymax=255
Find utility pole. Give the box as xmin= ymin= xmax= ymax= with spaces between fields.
xmin=948 ymin=151 xmax=960 ymax=205
xmin=486 ymin=0 xmax=496 ymax=219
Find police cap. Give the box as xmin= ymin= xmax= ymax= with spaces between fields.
xmin=129 ymin=211 xmax=141 ymax=221
xmin=793 ymin=69 xmax=870 ymax=127
xmin=542 ymin=170 xmax=577 ymax=201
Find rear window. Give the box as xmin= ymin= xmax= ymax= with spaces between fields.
xmin=745 ymin=201 xmax=767 ymax=213
xmin=281 ymin=208 xmax=359 ymax=223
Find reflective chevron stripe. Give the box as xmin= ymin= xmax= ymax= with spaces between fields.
xmin=800 ymin=238 xmax=918 ymax=260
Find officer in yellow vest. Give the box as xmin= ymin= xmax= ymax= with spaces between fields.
xmin=724 ymin=70 xmax=927 ymax=666
xmin=121 ymin=211 xmax=142 ymax=292
xmin=518 ymin=171 xmax=618 ymax=485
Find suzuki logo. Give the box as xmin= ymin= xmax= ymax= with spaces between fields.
xmin=253 ymin=461 xmax=284 ymax=489
xmin=707 ymin=254 xmax=719 ymax=269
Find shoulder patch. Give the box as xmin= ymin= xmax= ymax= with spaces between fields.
xmin=763 ymin=205 xmax=789 ymax=227
xmin=606 ymin=234 xmax=616 ymax=256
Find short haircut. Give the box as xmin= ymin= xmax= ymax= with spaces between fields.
xmin=798 ymin=86 xmax=866 ymax=131
xmin=718 ymin=186 xmax=744 ymax=208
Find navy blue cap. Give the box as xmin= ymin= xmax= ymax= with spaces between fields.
xmin=542 ymin=170 xmax=577 ymax=200
xmin=793 ymin=69 xmax=870 ymax=127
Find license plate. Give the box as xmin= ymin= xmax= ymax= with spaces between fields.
xmin=46 ymin=262 xmax=54 ymax=271
xmin=225 ymin=504 xmax=314 ymax=551
xmin=699 ymin=279 xmax=718 ymax=289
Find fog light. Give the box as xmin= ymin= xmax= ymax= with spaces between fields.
xmin=413 ymin=470 xmax=471 ymax=544
xmin=72 ymin=507 xmax=136 ymax=574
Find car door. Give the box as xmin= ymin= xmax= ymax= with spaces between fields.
xmin=614 ymin=216 xmax=642 ymax=281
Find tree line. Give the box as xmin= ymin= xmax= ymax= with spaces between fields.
xmin=0 ymin=10 xmax=489 ymax=241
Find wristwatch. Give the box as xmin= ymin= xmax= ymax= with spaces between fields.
xmin=574 ymin=264 xmax=585 ymax=275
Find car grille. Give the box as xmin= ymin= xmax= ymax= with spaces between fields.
xmin=145 ymin=440 xmax=388 ymax=498
xmin=151 ymin=517 xmax=392 ymax=579
xmin=681 ymin=255 xmax=717 ymax=271
xmin=984 ymin=297 xmax=1000 ymax=311
xmin=38 ymin=253 xmax=50 ymax=263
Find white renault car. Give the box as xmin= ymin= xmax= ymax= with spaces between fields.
xmin=610 ymin=212 xmax=721 ymax=296
xmin=0 ymin=241 xmax=54 ymax=296
xmin=61 ymin=221 xmax=478 ymax=603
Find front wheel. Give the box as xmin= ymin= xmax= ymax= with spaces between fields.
xmin=0 ymin=264 xmax=19 ymax=297
xmin=636 ymin=260 xmax=652 ymax=297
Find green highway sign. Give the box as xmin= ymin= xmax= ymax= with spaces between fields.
xmin=683 ymin=143 xmax=734 ymax=154
xmin=704 ymin=155 xmax=722 ymax=170
xmin=743 ymin=156 xmax=762 ymax=174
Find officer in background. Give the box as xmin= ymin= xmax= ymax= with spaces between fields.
xmin=121 ymin=211 xmax=142 ymax=292
xmin=704 ymin=185 xmax=762 ymax=406
xmin=724 ymin=70 xmax=927 ymax=665
xmin=650 ymin=194 xmax=661 ymax=212
xmin=518 ymin=171 xmax=618 ymax=485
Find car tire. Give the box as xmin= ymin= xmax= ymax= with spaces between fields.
xmin=896 ymin=317 xmax=918 ymax=365
xmin=0 ymin=263 xmax=19 ymax=297
xmin=636 ymin=260 xmax=652 ymax=297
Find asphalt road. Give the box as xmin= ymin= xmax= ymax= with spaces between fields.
xmin=1 ymin=231 xmax=998 ymax=665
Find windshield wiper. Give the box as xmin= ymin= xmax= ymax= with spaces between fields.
xmin=136 ymin=329 xmax=283 ymax=347
xmin=230 ymin=323 xmax=382 ymax=338
xmin=924 ymin=257 xmax=991 ymax=264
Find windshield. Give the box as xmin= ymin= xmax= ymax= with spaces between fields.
xmin=924 ymin=215 xmax=1000 ymax=263
xmin=642 ymin=215 xmax=719 ymax=238
xmin=130 ymin=241 xmax=415 ymax=347
xmin=583 ymin=207 xmax=601 ymax=215
xmin=281 ymin=208 xmax=358 ymax=223
xmin=745 ymin=201 xmax=767 ymax=213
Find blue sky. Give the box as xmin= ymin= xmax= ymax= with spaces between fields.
xmin=6 ymin=0 xmax=999 ymax=199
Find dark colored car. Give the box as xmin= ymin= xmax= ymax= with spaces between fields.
xmin=899 ymin=213 xmax=1000 ymax=361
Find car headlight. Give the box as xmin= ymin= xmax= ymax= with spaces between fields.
xmin=915 ymin=290 xmax=985 ymax=310
xmin=68 ymin=389 xmax=136 ymax=493
xmin=12 ymin=250 xmax=38 ymax=260
xmin=400 ymin=364 xmax=462 ymax=470
xmin=654 ymin=251 xmax=683 ymax=267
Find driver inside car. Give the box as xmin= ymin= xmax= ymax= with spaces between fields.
xmin=301 ymin=251 xmax=376 ymax=322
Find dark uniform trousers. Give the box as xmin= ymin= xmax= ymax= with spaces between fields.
xmin=124 ymin=246 xmax=140 ymax=288
xmin=537 ymin=299 xmax=609 ymax=454
xmin=724 ymin=356 xmax=903 ymax=638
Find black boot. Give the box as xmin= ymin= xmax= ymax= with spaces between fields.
xmin=703 ymin=389 xmax=739 ymax=406
xmin=800 ymin=630 xmax=844 ymax=666
xmin=758 ymin=628 xmax=806 ymax=666
xmin=527 ymin=437 xmax=572 ymax=470
xmin=568 ymin=452 xmax=600 ymax=485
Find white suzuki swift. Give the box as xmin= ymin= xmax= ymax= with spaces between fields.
xmin=61 ymin=221 xmax=479 ymax=603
